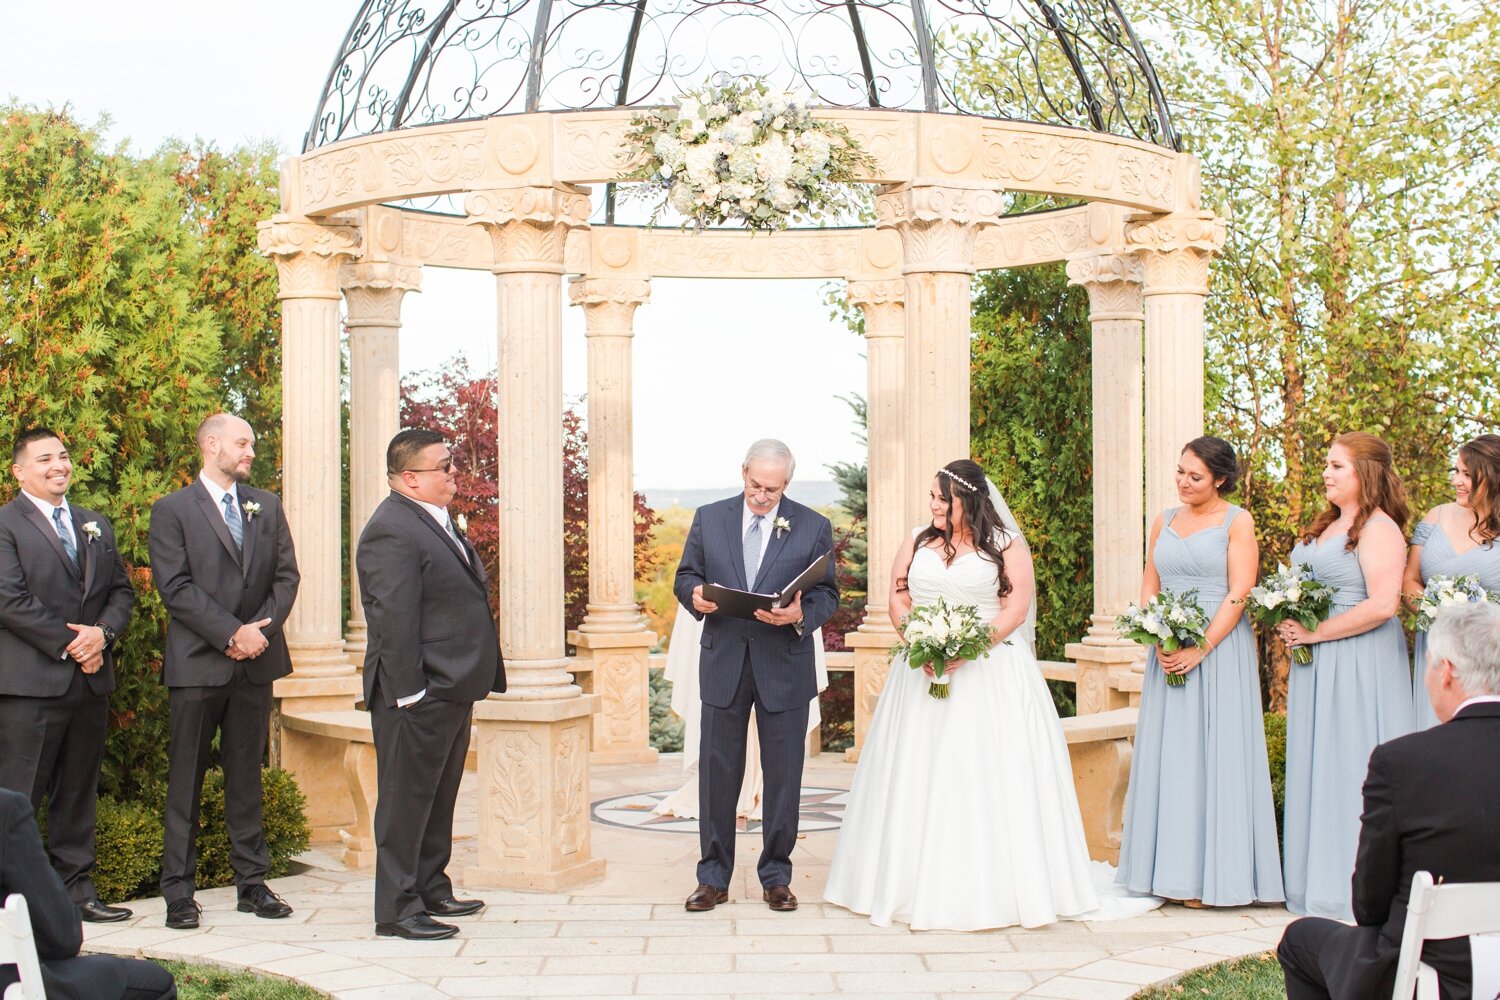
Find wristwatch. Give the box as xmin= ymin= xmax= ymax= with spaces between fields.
xmin=95 ymin=622 xmax=117 ymax=646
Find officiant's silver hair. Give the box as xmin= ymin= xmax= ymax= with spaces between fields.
xmin=744 ymin=439 xmax=796 ymax=480
xmin=1428 ymin=602 xmax=1500 ymax=696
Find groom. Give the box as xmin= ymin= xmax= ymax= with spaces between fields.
xmin=674 ymin=439 xmax=838 ymax=912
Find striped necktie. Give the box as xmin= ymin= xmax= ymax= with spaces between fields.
xmin=743 ymin=514 xmax=764 ymax=585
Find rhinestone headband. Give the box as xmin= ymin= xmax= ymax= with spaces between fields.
xmin=938 ymin=468 xmax=980 ymax=493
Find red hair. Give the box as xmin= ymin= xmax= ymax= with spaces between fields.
xmin=1301 ymin=432 xmax=1410 ymax=551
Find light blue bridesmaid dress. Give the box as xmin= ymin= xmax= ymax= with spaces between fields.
xmin=1282 ymin=521 xmax=1414 ymax=919
xmin=1410 ymin=520 xmax=1500 ymax=729
xmin=1116 ymin=506 xmax=1285 ymax=905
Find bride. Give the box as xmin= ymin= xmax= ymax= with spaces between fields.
xmin=824 ymin=459 xmax=1157 ymax=930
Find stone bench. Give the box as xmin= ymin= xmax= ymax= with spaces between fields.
xmin=279 ymin=710 xmax=379 ymax=869
xmin=1060 ymin=706 xmax=1138 ymax=865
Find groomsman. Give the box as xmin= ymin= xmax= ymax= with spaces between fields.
xmin=149 ymin=413 xmax=299 ymax=930
xmin=0 ymin=427 xmax=136 ymax=922
xmin=358 ymin=429 xmax=505 ymax=940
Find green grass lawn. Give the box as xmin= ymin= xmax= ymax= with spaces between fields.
xmin=161 ymin=960 xmax=324 ymax=1000
xmin=1133 ymin=952 xmax=1287 ymax=999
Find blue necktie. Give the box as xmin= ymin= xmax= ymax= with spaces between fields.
xmin=743 ymin=514 xmax=764 ymax=586
xmin=52 ymin=506 xmax=78 ymax=568
xmin=222 ymin=493 xmax=243 ymax=552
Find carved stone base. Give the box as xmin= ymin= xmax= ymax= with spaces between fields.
xmin=567 ymin=631 xmax=659 ymax=765
xmin=286 ymin=639 xmax=358 ymax=679
xmin=1063 ymin=640 xmax=1144 ymax=715
xmin=844 ymin=627 xmax=898 ymax=763
xmin=1060 ymin=707 xmax=1137 ymax=865
xmin=340 ymin=741 xmax=378 ymax=869
xmin=275 ymin=705 xmax=371 ymax=848
xmin=343 ymin=621 xmax=368 ymax=663
xmin=464 ymin=695 xmax=607 ymax=892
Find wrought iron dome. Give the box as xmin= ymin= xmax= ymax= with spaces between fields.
xmin=307 ymin=0 xmax=1179 ymax=154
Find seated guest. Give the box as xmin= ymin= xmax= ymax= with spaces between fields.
xmin=0 ymin=788 xmax=175 ymax=1000
xmin=1277 ymin=601 xmax=1500 ymax=1000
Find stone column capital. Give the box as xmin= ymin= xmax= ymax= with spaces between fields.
xmin=1065 ymin=251 xmax=1144 ymax=322
xmin=568 ymin=276 xmax=651 ymax=336
xmin=845 ymin=278 xmax=906 ymax=339
xmin=1123 ymin=212 xmax=1226 ymax=295
xmin=875 ymin=184 xmax=1004 ymax=275
xmin=340 ymin=261 xmax=422 ymax=328
xmin=257 ymin=215 xmax=362 ymax=300
xmin=465 ymin=185 xmax=591 ymax=274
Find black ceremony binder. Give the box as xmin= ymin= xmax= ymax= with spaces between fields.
xmin=702 ymin=551 xmax=832 ymax=621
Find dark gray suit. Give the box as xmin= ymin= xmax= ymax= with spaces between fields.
xmin=0 ymin=789 xmax=175 ymax=999
xmin=357 ymin=491 xmax=504 ymax=923
xmin=1279 ymin=702 xmax=1500 ymax=1000
xmin=673 ymin=494 xmax=838 ymax=889
xmin=148 ymin=478 xmax=298 ymax=902
xmin=0 ymin=495 xmax=134 ymax=904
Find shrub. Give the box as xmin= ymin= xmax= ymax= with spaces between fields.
xmin=91 ymin=796 xmax=166 ymax=903
xmin=194 ymin=767 xmax=311 ymax=888
xmin=1264 ymin=711 xmax=1287 ymax=846
xmin=649 ymin=668 xmax=685 ymax=753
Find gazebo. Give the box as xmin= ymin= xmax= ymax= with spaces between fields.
xmin=260 ymin=0 xmax=1225 ymax=891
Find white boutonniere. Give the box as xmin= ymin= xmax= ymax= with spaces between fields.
xmin=242 ymin=501 xmax=262 ymax=519
xmin=81 ymin=521 xmax=102 ymax=543
xmin=773 ymin=516 xmax=791 ymax=539
xmin=455 ymin=513 xmax=468 ymax=534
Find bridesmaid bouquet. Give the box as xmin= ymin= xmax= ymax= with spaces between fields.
xmin=1411 ymin=574 xmax=1498 ymax=632
xmin=1116 ymin=589 xmax=1209 ymax=686
xmin=894 ymin=597 xmax=995 ymax=699
xmin=1240 ymin=563 xmax=1337 ymax=664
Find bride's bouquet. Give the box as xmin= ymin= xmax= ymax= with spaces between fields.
xmin=1117 ymin=589 xmax=1210 ymax=686
xmin=1410 ymin=574 xmax=1498 ymax=632
xmin=1239 ymin=563 xmax=1338 ymax=664
xmin=893 ymin=597 xmax=994 ymax=700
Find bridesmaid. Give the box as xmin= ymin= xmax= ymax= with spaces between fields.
xmin=1117 ymin=436 xmax=1284 ymax=907
xmin=1279 ymin=431 xmax=1413 ymax=920
xmin=1404 ymin=434 xmax=1500 ymax=730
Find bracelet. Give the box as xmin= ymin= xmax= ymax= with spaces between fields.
xmin=1203 ymin=638 xmax=1215 ymax=655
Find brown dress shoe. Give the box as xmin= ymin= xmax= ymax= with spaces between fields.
xmin=685 ymin=883 xmax=728 ymax=911
xmin=762 ymin=885 xmax=798 ymax=911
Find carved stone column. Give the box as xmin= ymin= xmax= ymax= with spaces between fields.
xmin=1125 ymin=213 xmax=1226 ymax=524
xmin=876 ymin=184 xmax=1000 ymax=529
xmin=257 ymin=215 xmax=360 ymax=690
xmin=1064 ymin=252 xmax=1147 ymax=714
xmin=463 ymin=185 xmax=604 ymax=892
xmin=567 ymin=276 xmax=658 ymax=765
xmin=841 ymin=278 xmax=906 ymax=763
xmin=257 ymin=215 xmax=362 ymax=845
xmin=341 ymin=260 xmax=420 ymax=662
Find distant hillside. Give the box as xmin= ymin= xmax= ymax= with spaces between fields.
xmin=643 ymin=479 xmax=843 ymax=512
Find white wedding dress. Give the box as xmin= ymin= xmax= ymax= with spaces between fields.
xmin=824 ymin=536 xmax=1160 ymax=930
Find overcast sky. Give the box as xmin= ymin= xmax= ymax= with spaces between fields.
xmin=0 ymin=1 xmax=868 ymax=489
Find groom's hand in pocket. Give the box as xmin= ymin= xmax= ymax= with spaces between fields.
xmin=755 ymin=591 xmax=802 ymax=627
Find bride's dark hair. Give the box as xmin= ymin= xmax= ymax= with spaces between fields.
xmin=901 ymin=459 xmax=1013 ymax=599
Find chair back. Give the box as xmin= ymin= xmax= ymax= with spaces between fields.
xmin=1391 ymin=872 xmax=1500 ymax=1000
xmin=0 ymin=894 xmax=46 ymax=1000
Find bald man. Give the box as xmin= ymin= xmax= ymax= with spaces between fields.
xmin=148 ymin=414 xmax=300 ymax=930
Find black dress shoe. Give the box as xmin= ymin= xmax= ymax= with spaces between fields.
xmin=79 ymin=898 xmax=132 ymax=923
xmin=426 ymin=896 xmax=485 ymax=918
xmin=685 ymin=883 xmax=729 ymax=911
xmin=237 ymin=884 xmax=293 ymax=919
xmin=165 ymin=898 xmax=201 ymax=930
xmin=762 ymin=885 xmax=798 ymax=911
xmin=376 ymin=913 xmax=459 ymax=940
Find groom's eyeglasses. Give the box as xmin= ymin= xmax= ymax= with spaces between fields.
xmin=403 ymin=459 xmax=458 ymax=475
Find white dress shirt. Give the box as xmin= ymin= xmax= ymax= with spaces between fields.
xmin=741 ymin=499 xmax=780 ymax=569
xmin=197 ymin=470 xmax=240 ymax=527
xmin=22 ymin=490 xmax=75 ymax=550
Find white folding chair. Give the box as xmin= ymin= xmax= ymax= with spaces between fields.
xmin=1391 ymin=871 xmax=1500 ymax=1000
xmin=0 ymin=894 xmax=45 ymax=1000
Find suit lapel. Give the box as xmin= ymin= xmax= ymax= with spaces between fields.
xmin=720 ymin=499 xmax=749 ymax=590
xmin=16 ymin=499 xmax=80 ymax=581
xmin=192 ymin=481 xmax=242 ymax=564
xmin=238 ymin=494 xmax=259 ymax=579
xmin=72 ymin=508 xmax=97 ymax=594
xmin=391 ymin=494 xmax=486 ymax=593
xmin=752 ymin=504 xmax=791 ymax=592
